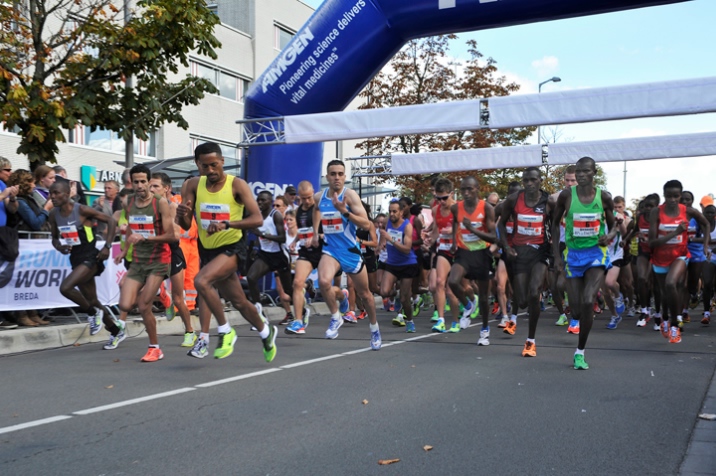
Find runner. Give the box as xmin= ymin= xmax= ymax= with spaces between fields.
xmin=549 ymin=166 xmax=577 ymax=327
xmin=648 ymin=180 xmax=709 ymax=343
xmin=149 ymin=172 xmax=196 ymax=347
xmin=603 ymin=207 xmax=627 ymax=329
xmin=700 ymin=205 xmax=716 ymax=325
xmin=680 ymin=191 xmax=705 ymax=323
xmin=49 ymin=181 xmax=117 ymax=341
xmin=552 ymin=157 xmax=617 ymax=370
xmin=246 ymin=190 xmax=293 ymax=324
xmin=379 ymin=199 xmax=419 ymax=332
xmin=448 ymin=176 xmax=497 ymax=346
xmin=176 ymin=142 xmax=277 ymax=361
xmin=115 ymin=164 xmax=174 ymax=362
xmin=498 ymin=167 xmax=554 ymax=356
xmin=494 ymin=181 xmax=522 ymax=329
xmin=313 ymin=160 xmax=381 ymax=349
xmin=355 ymin=202 xmax=379 ymax=321
xmin=428 ymin=178 xmax=460 ymax=333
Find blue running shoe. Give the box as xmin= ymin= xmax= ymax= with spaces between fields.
xmin=371 ymin=330 xmax=382 ymax=350
xmin=339 ymin=289 xmax=350 ymax=314
xmin=615 ymin=294 xmax=625 ymax=316
xmin=325 ymin=317 xmax=343 ymax=339
xmin=406 ymin=321 xmax=416 ymax=333
xmin=394 ymin=298 xmax=403 ymax=313
xmin=606 ymin=315 xmax=622 ymax=330
xmin=285 ymin=320 xmax=306 ymax=335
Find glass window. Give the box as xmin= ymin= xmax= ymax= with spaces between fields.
xmin=219 ymin=71 xmax=238 ymax=101
xmin=275 ymin=26 xmax=294 ymax=50
xmin=195 ymin=63 xmax=217 ymax=87
xmin=85 ymin=127 xmax=117 ymax=151
xmin=240 ymin=79 xmax=250 ymax=102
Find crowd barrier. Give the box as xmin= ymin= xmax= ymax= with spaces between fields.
xmin=0 ymin=239 xmax=125 ymax=311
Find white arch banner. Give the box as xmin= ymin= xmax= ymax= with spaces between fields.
xmin=283 ymin=77 xmax=716 ymax=144
xmin=391 ymin=132 xmax=716 ymax=175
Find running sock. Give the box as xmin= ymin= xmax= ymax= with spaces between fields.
xmin=575 ymin=348 xmax=584 ymax=355
xmin=369 ymin=322 xmax=380 ymax=332
xmin=641 ymin=307 xmax=648 ymax=314
xmin=510 ymin=314 xmax=517 ymax=322
xmin=259 ymin=326 xmax=270 ymax=339
xmin=149 ymin=344 xmax=160 ymax=349
xmin=527 ymin=338 xmax=535 ymax=344
xmin=217 ymin=323 xmax=231 ymax=334
xmin=200 ymin=332 xmax=210 ymax=343
xmin=331 ymin=312 xmax=341 ymax=320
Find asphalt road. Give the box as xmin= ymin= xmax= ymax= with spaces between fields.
xmin=1 ymin=306 xmax=714 ymax=476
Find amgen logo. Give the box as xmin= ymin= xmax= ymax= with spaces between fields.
xmin=250 ymin=182 xmax=291 ymax=197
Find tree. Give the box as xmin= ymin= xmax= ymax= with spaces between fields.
xmin=0 ymin=0 xmax=220 ymax=168
xmin=356 ymin=37 xmax=535 ymax=203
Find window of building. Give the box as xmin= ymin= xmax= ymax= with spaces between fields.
xmin=191 ymin=61 xmax=250 ymax=103
xmin=69 ymin=125 xmax=155 ymax=157
xmin=275 ymin=25 xmax=294 ymax=50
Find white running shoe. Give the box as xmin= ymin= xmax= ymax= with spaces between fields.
xmin=477 ymin=327 xmax=490 ymax=346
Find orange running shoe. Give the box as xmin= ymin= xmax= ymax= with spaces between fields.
xmin=141 ymin=347 xmax=164 ymax=362
xmin=593 ymin=302 xmax=602 ymax=314
xmin=503 ymin=320 xmax=516 ymax=335
xmin=357 ymin=310 xmax=367 ymax=320
xmin=567 ymin=319 xmax=580 ymax=334
xmin=668 ymin=326 xmax=681 ymax=344
xmin=522 ymin=341 xmax=536 ymax=357
xmin=491 ymin=302 xmax=500 ymax=315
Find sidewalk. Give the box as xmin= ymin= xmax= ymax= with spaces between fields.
xmin=0 ymin=299 xmax=367 ymax=356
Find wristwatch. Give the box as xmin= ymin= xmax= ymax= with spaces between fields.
xmin=104 ymin=242 xmax=111 ymax=250
xmin=342 ymin=212 xmax=350 ymax=219
xmin=223 ymin=220 xmax=230 ymax=230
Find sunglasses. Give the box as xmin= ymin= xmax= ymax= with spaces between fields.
xmin=2 ymin=168 xmax=10 ymax=172
xmin=273 ymin=204 xmax=283 ymax=208
xmin=435 ymin=195 xmax=450 ymax=201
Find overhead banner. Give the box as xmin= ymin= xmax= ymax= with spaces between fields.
xmin=0 ymin=240 xmax=125 ymax=311
xmin=243 ymin=0 xmax=687 ymax=187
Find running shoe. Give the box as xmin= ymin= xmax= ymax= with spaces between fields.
xmin=459 ymin=316 xmax=471 ymax=330
xmin=262 ymin=325 xmax=278 ymax=362
xmin=653 ymin=316 xmax=662 ymax=332
xmin=339 ymin=289 xmax=350 ymax=314
xmin=383 ymin=298 xmax=391 ymax=311
xmin=103 ymin=329 xmax=126 ymax=350
xmin=567 ymin=319 xmax=580 ymax=334
xmin=660 ymin=319 xmax=670 ymax=339
xmin=392 ymin=313 xmax=406 ymax=327
xmin=547 ymin=293 xmax=555 ymax=305
xmin=166 ymin=302 xmax=176 ymax=321
xmin=477 ymin=327 xmax=490 ymax=346
xmin=702 ymin=312 xmax=711 ymax=325
xmin=461 ymin=300 xmax=474 ymax=321
xmin=636 ymin=313 xmax=650 ymax=327
xmin=564 ymin=306 xmax=571 ymax=315
xmin=669 ymin=326 xmax=681 ymax=344
xmin=357 ymin=310 xmax=367 ymax=320
xmin=141 ymin=347 xmax=164 ymax=362
xmin=303 ymin=307 xmax=311 ymax=328
xmin=491 ymin=302 xmax=500 ymax=315
xmin=555 ymin=314 xmax=569 ymax=326
xmin=615 ymin=294 xmax=625 ymax=316
xmin=431 ymin=318 xmax=446 ymax=333
xmin=394 ymin=298 xmax=403 ymax=313
xmin=573 ymin=354 xmax=589 ymax=370
xmin=606 ymin=316 xmax=622 ymax=330
xmin=445 ymin=303 xmax=451 ymax=312
xmin=406 ymin=321 xmax=416 ymax=333
xmin=540 ymin=299 xmax=546 ymax=312
xmin=214 ymin=328 xmax=237 ymax=359
xmin=88 ymin=310 xmax=103 ymax=336
xmin=188 ymin=338 xmax=208 ymax=358
xmin=431 ymin=310 xmax=440 ymax=322
xmin=325 ymin=317 xmax=343 ymax=339
xmin=503 ymin=320 xmax=516 ymax=335
xmin=593 ymin=302 xmax=602 ymax=314
xmin=522 ymin=341 xmax=536 ymax=357
xmin=498 ymin=316 xmax=510 ymax=328
xmin=448 ymin=321 xmax=460 ymax=333
xmin=181 ymin=332 xmax=197 ymax=348
xmin=389 ymin=299 xmax=395 ymax=312
xmin=682 ymin=311 xmax=690 ymax=323
xmin=371 ymin=330 xmax=382 ymax=350
xmin=285 ymin=320 xmax=306 ymax=335
xmin=413 ymin=295 xmax=423 ymax=317
xmin=343 ymin=311 xmax=358 ymax=323
xmin=689 ymin=293 xmax=700 ymax=309
xmin=470 ymin=297 xmax=480 ymax=319
xmin=627 ymin=306 xmax=636 ymax=317
xmin=279 ymin=312 xmax=294 ymax=326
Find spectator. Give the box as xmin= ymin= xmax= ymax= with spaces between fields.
xmin=273 ymin=195 xmax=289 ymax=218
xmin=112 ymin=168 xmax=132 ymax=213
xmin=284 ymin=185 xmax=298 ymax=210
xmin=8 ymin=169 xmax=53 ymax=234
xmin=93 ymin=179 xmax=119 ymax=239
xmin=32 ymin=165 xmax=56 ymax=206
xmin=0 ymin=157 xmax=19 ymax=329
xmin=52 ymin=165 xmax=86 ymax=205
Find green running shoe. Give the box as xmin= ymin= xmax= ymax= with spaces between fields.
xmin=214 ymin=328 xmax=237 ymax=359
xmin=470 ymin=298 xmax=480 ymax=319
xmin=448 ymin=321 xmax=460 ymax=333
xmin=392 ymin=314 xmax=406 ymax=327
xmin=412 ymin=295 xmax=423 ymax=317
xmin=555 ymin=314 xmax=569 ymax=326
xmin=181 ymin=332 xmax=197 ymax=348
xmin=431 ymin=318 xmax=446 ymax=333
xmin=573 ymin=354 xmax=589 ymax=370
xmin=262 ymin=325 xmax=278 ymax=362
xmin=445 ymin=303 xmax=451 ymax=312
xmin=431 ymin=310 xmax=439 ymax=322
xmin=166 ymin=302 xmax=176 ymax=321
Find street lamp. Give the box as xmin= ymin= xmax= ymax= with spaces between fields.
xmin=537 ymin=76 xmax=561 ymax=145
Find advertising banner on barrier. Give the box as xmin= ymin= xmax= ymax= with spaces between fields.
xmin=0 ymin=240 xmax=126 ymax=311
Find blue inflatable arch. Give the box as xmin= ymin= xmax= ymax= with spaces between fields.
xmin=243 ymin=0 xmax=685 ymax=195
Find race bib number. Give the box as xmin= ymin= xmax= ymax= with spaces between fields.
xmin=688 ymin=225 xmax=697 ymax=240
xmin=505 ymin=222 xmax=514 ymax=234
xmin=639 ymin=228 xmax=650 ymax=243
xmin=660 ymin=224 xmax=683 ymax=245
xmin=321 ymin=211 xmax=344 ymax=234
xmin=387 ymin=228 xmax=403 ymax=246
xmin=438 ymin=232 xmax=453 ymax=251
xmin=460 ymin=222 xmax=481 ymax=242
xmin=297 ymin=227 xmax=314 ymax=245
xmin=199 ymin=203 xmax=230 ymax=230
xmin=517 ymin=213 xmax=543 ymax=236
xmin=572 ymin=213 xmax=600 ymax=238
xmin=129 ymin=215 xmax=156 ymax=238
xmin=58 ymin=225 xmax=81 ymax=246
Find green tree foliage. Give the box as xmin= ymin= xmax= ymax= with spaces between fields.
xmin=0 ymin=0 xmax=220 ymax=168
xmin=356 ymin=36 xmax=535 ymax=203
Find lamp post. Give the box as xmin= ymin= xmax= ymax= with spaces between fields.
xmin=537 ymin=76 xmax=561 ymax=145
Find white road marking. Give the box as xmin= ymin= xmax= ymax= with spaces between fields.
xmin=0 ymin=416 xmax=73 ymax=435
xmin=73 ymin=388 xmax=197 ymax=415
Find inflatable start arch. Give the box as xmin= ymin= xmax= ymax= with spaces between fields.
xmin=243 ymin=0 xmax=686 ymax=194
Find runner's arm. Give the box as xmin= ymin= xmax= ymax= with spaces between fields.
xmin=177 ymin=178 xmax=198 ymax=231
